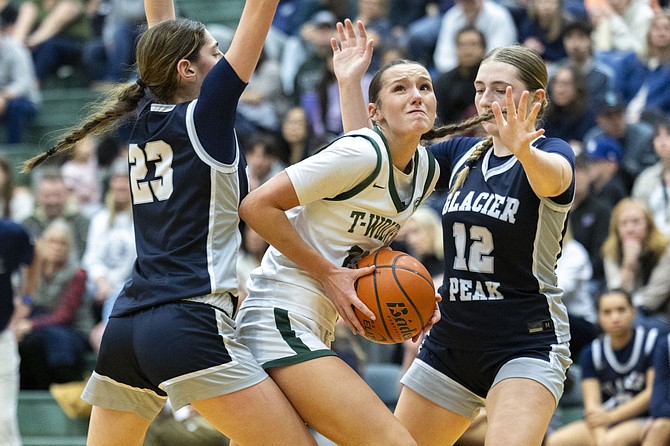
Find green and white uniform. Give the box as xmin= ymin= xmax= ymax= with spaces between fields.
xmin=236 ymin=127 xmax=439 ymax=368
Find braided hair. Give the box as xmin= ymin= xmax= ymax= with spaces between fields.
xmin=22 ymin=18 xmax=208 ymax=172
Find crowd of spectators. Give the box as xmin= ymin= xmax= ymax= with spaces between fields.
xmin=4 ymin=0 xmax=670 ymax=444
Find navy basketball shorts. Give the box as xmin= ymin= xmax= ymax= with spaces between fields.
xmin=82 ymin=298 xmax=267 ymax=420
xmin=401 ymin=339 xmax=571 ymax=420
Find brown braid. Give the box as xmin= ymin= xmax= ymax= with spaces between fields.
xmin=22 ymin=82 xmax=146 ymax=173
xmin=416 ymin=108 xmax=498 ymax=194
xmin=421 ymin=109 xmax=496 ymax=141
xmin=449 ymin=136 xmax=493 ymax=194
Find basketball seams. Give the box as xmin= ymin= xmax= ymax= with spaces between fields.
xmin=372 ymin=261 xmax=394 ymax=343
xmin=354 ymin=250 xmax=435 ymax=344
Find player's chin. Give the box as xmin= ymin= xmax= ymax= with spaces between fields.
xmin=481 ymin=121 xmax=499 ymax=135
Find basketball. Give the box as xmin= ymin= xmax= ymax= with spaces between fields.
xmin=354 ymin=250 xmax=436 ymax=344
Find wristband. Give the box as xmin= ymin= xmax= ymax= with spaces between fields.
xmin=21 ymin=295 xmax=33 ymax=305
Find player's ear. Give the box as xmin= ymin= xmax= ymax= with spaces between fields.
xmin=176 ymin=59 xmax=196 ymax=82
xmin=368 ymin=103 xmax=379 ymax=122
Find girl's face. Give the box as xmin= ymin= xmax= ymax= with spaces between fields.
xmin=282 ymin=108 xmax=308 ymax=144
xmin=191 ymin=31 xmax=223 ymax=89
xmin=617 ymin=202 xmax=648 ymax=242
xmin=549 ymin=68 xmax=576 ymax=107
xmin=42 ymin=229 xmax=70 ymax=264
xmin=370 ymin=63 xmax=437 ymax=137
xmin=475 ymin=61 xmax=535 ymax=136
xmin=109 ymin=174 xmax=131 ymax=209
xmin=534 ymin=0 xmax=560 ymax=18
xmin=653 ymin=126 xmax=670 ymax=161
xmin=649 ymin=15 xmax=670 ymax=50
xmin=598 ymin=292 xmax=635 ymax=337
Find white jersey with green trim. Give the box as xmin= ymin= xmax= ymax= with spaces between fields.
xmin=244 ymin=127 xmax=439 ymax=322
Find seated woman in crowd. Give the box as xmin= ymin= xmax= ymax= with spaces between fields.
xmin=602 ymin=198 xmax=670 ymax=332
xmin=14 ymin=219 xmax=93 ymax=389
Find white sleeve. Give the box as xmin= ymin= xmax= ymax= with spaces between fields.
xmin=285 ymin=137 xmax=379 ymax=205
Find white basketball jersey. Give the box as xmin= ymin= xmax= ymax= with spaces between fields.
xmin=245 ymin=127 xmax=439 ymax=320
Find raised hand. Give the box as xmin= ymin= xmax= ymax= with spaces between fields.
xmin=491 ymin=86 xmax=545 ymax=159
xmin=331 ymin=19 xmax=374 ymax=86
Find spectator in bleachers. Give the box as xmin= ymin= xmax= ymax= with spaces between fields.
xmin=0 ymin=217 xmax=36 ymax=446
xmin=433 ymin=25 xmax=484 ymax=126
xmin=644 ymin=332 xmax=670 ymax=446
xmin=14 ymin=219 xmax=93 ymax=390
xmin=543 ymin=64 xmax=597 ymax=146
xmin=236 ymin=48 xmax=288 ymax=143
xmin=301 ymin=51 xmax=372 ymax=139
xmin=21 ymin=169 xmax=90 ymax=261
xmin=401 ymin=0 xmax=451 ymax=71
xmin=570 ymin=154 xmax=611 ymax=294
xmin=82 ymin=0 xmax=145 ymax=86
xmin=589 ymin=0 xmax=654 ymax=68
xmin=398 ymin=206 xmax=444 ymax=288
xmin=82 ymin=158 xmax=134 ymax=352
xmin=279 ymin=105 xmax=327 ymax=165
xmin=236 ymin=225 xmax=269 ymax=301
xmin=601 ymin=198 xmax=670 ymax=333
xmin=545 ymin=288 xmax=658 ymax=446
xmin=554 ymin=20 xmax=614 ymax=110
xmin=517 ymin=0 xmax=570 ymax=66
xmin=60 ymin=134 xmax=102 ymax=218
xmin=353 ymin=0 xmax=394 ymax=72
xmin=0 ymin=4 xmax=40 ymax=144
xmin=632 ymin=116 xmax=670 ymax=237
xmin=556 ymin=226 xmax=598 ymax=360
xmin=244 ymin=133 xmax=287 ymax=191
xmin=280 ymin=8 xmax=338 ymax=96
xmin=432 ymin=0 xmax=517 ymax=73
xmin=583 ymin=135 xmax=629 ymax=209
xmin=388 ymin=0 xmax=436 ymax=39
xmin=584 ymin=91 xmax=656 ymax=190
xmin=614 ymin=10 xmax=670 ymax=124
xmin=12 ymin=0 xmax=93 ymax=83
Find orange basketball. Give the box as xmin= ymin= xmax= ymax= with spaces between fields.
xmin=354 ymin=250 xmax=436 ymax=344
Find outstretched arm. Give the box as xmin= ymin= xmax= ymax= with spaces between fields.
xmin=492 ymin=87 xmax=573 ymax=198
xmin=225 ymin=0 xmax=280 ymax=82
xmin=144 ymin=0 xmax=175 ymax=28
xmin=332 ymin=19 xmax=374 ymax=133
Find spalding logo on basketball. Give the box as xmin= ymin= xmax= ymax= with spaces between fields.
xmin=354 ymin=250 xmax=435 ymax=344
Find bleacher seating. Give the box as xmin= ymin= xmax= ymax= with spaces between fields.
xmin=18 ymin=390 xmax=88 ymax=446
xmin=26 ymin=88 xmax=105 ymax=149
xmin=174 ymin=0 xmax=245 ymax=27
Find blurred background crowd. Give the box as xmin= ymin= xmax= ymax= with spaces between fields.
xmin=4 ymin=0 xmax=670 ymax=444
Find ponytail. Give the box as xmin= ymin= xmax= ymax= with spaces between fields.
xmin=22 ymin=81 xmax=146 ymax=172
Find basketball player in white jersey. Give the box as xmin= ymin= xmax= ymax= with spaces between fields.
xmin=335 ymin=19 xmax=575 ymax=446
xmin=22 ymin=0 xmax=316 ymax=445
xmin=234 ymin=27 xmax=442 ymax=445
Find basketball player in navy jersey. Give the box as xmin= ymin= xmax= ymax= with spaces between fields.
xmin=644 ymin=332 xmax=670 ymax=446
xmin=547 ymin=289 xmax=658 ymax=446
xmin=335 ymin=20 xmax=575 ymax=445
xmin=22 ymin=0 xmax=316 ymax=445
xmin=233 ymin=23 xmax=442 ymax=445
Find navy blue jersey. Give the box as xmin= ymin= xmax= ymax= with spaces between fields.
xmin=580 ymin=326 xmax=658 ymax=412
xmin=0 ymin=219 xmax=34 ymax=331
xmin=426 ymin=136 xmax=575 ymax=350
xmin=651 ymin=333 xmax=670 ymax=418
xmin=112 ymin=57 xmax=248 ymax=316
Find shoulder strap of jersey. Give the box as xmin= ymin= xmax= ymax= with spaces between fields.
xmin=418 ymin=148 xmax=437 ymax=205
xmin=324 ymin=132 xmax=383 ymax=202
xmin=592 ymin=337 xmax=603 ymax=372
